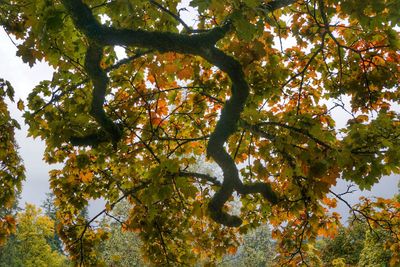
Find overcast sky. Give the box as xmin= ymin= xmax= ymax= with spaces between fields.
xmin=1 ymin=26 xmax=399 ymax=222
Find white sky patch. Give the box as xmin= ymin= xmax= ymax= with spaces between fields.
xmin=114 ymin=45 xmax=127 ymax=60
xmin=0 ymin=28 xmax=54 ymax=209
xmin=0 ymin=29 xmax=104 ymax=216
xmin=177 ymin=0 xmax=199 ymax=30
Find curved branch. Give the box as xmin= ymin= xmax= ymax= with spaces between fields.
xmin=70 ymin=42 xmax=122 ymax=146
xmin=61 ymin=0 xmax=286 ymax=227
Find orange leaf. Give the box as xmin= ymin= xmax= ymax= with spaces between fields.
xmin=150 ymin=115 xmax=162 ymax=126
xmin=164 ymin=63 xmax=178 ymax=73
xmin=80 ymin=171 xmax=93 ymax=183
xmin=157 ymin=99 xmax=168 ymax=116
xmin=4 ymin=215 xmax=15 ymax=226
xmin=147 ymin=73 xmax=156 ymax=84
xmin=177 ymin=67 xmax=192 ymax=80
xmin=192 ymin=246 xmax=201 ymax=254
xmin=322 ymin=197 xmax=337 ymax=208
xmin=227 ymin=246 xmax=237 ymax=255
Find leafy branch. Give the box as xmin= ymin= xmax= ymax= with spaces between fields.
xmin=60 ymin=0 xmax=296 ymax=227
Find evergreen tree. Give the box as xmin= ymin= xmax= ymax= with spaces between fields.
xmin=41 ymin=192 xmax=64 ymax=254
xmin=358 ymin=230 xmax=391 ymax=267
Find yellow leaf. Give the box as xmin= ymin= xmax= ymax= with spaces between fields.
xmin=67 ymin=175 xmax=78 ymax=184
xmin=17 ymin=99 xmax=24 ymax=111
xmin=356 ymin=114 xmax=369 ymax=122
xmin=111 ymin=255 xmax=121 ymax=262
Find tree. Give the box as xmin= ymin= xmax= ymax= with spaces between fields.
xmin=0 ymin=191 xmax=21 ymax=267
xmin=41 ymin=192 xmax=65 ymax=254
xmin=319 ymin=189 xmax=400 ymax=267
xmin=0 ymin=0 xmax=400 ymax=265
xmin=319 ymin=220 xmax=367 ymax=266
xmin=0 ymin=204 xmax=68 ymax=267
xmin=358 ymin=230 xmax=391 ymax=267
xmin=218 ymin=224 xmax=275 ymax=267
xmin=0 ymin=79 xmax=24 ymax=245
xmin=97 ymin=200 xmax=146 ymax=266
xmin=41 ymin=192 xmax=89 ymax=255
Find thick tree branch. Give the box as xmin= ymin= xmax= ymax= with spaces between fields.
xmin=62 ymin=0 xmax=230 ymax=51
xmin=61 ymin=0 xmax=290 ymax=227
xmin=263 ymin=0 xmax=297 ymax=11
xmin=70 ymin=42 xmax=122 ymax=146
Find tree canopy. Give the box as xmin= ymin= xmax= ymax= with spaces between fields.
xmin=0 ymin=204 xmax=68 ymax=267
xmin=0 ymin=0 xmax=399 ymax=265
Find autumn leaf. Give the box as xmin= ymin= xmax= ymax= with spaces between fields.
xmin=227 ymin=245 xmax=238 ymax=255
xmin=177 ymin=67 xmax=193 ymax=80
xmin=17 ymin=99 xmax=24 ymax=111
xmin=2 ymin=0 xmax=400 ymax=265
xmin=79 ymin=171 xmax=93 ymax=183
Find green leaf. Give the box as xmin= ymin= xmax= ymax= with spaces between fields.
xmin=189 ymin=0 xmax=211 ymax=13
xmin=231 ymin=12 xmax=257 ymax=41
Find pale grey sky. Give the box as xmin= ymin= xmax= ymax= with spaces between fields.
xmin=1 ymin=25 xmax=398 ymax=223
xmin=1 ymin=28 xmax=53 ymax=207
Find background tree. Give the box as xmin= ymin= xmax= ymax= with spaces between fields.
xmin=97 ymin=200 xmax=146 ymax=267
xmin=218 ymin=224 xmax=275 ymax=267
xmin=0 ymin=204 xmax=68 ymax=267
xmin=41 ymin=192 xmax=89 ymax=255
xmin=0 ymin=192 xmax=21 ymax=267
xmin=0 ymin=0 xmax=399 ymax=265
xmin=318 ymin=220 xmax=367 ymax=266
xmin=41 ymin=192 xmax=65 ymax=254
xmin=319 ymin=184 xmax=400 ymax=267
xmin=358 ymin=230 xmax=391 ymax=267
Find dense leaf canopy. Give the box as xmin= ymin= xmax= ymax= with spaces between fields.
xmin=0 ymin=0 xmax=399 ymax=265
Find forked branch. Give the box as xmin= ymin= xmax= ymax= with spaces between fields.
xmin=61 ymin=0 xmax=294 ymax=227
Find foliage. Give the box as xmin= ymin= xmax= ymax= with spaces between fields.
xmin=0 ymin=78 xmax=25 ymax=245
xmin=0 ymin=0 xmax=400 ymax=265
xmin=0 ymin=235 xmax=21 ymax=267
xmin=218 ymin=224 xmax=275 ymax=266
xmin=0 ymin=204 xmax=68 ymax=267
xmin=97 ymin=201 xmax=146 ymax=266
xmin=41 ymin=192 xmax=88 ymax=254
xmin=319 ymin=193 xmax=399 ymax=267
xmin=358 ymin=230 xmax=391 ymax=267
xmin=319 ymin=221 xmax=367 ymax=266
xmin=353 ymin=196 xmax=400 ymax=266
xmin=41 ymin=192 xmax=65 ymax=254
xmin=0 ymin=193 xmax=21 ymax=266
